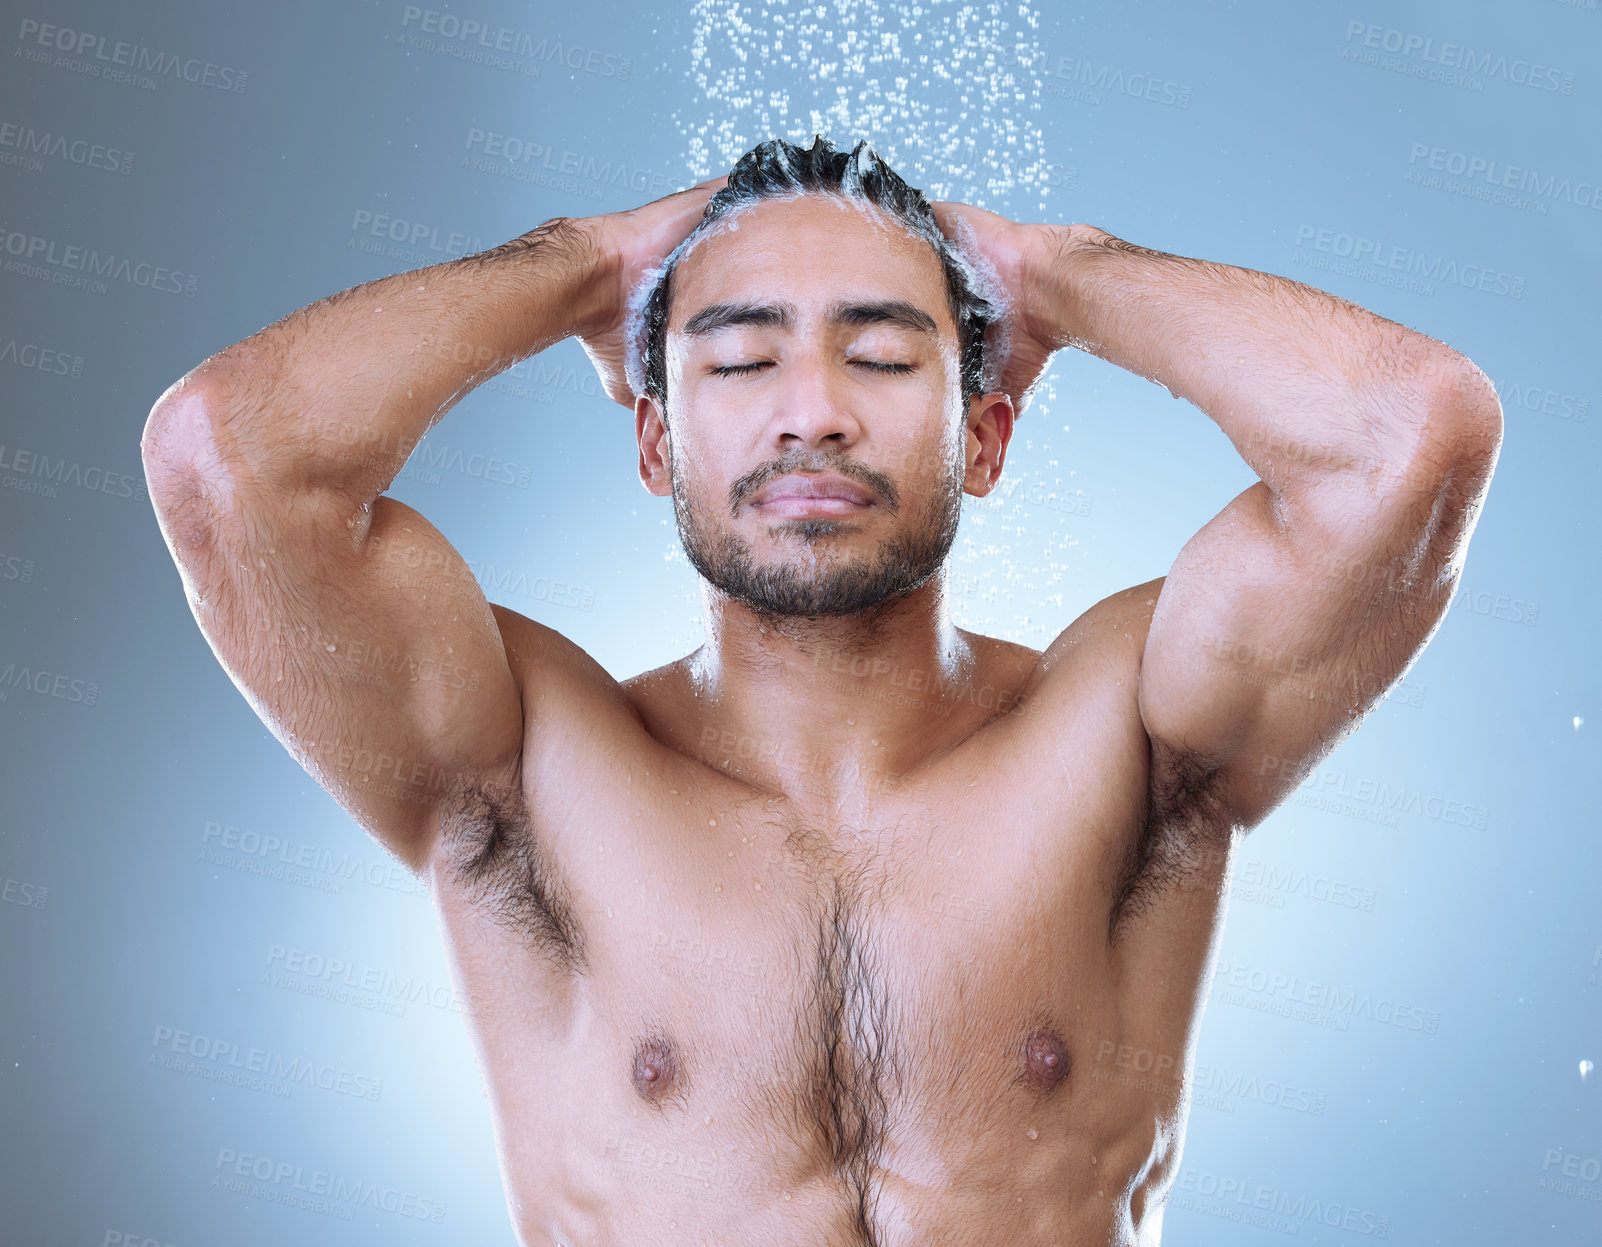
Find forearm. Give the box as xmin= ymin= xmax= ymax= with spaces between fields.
xmin=147 ymin=217 xmax=605 ymax=503
xmin=1033 ymin=226 xmax=1496 ymax=496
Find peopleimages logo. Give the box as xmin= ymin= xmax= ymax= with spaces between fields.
xmin=14 ymin=18 xmax=248 ymax=93
xmin=1232 ymin=859 xmax=1378 ymax=912
xmin=1343 ymin=20 xmax=1576 ymax=94
xmin=151 ymin=1025 xmax=383 ymax=1101
xmin=212 ymin=1147 xmax=446 ymax=1222
xmin=1192 ymin=1061 xmax=1328 ymax=1115
xmin=348 ymin=208 xmax=483 ymax=260
xmin=0 ymin=336 xmax=85 ymax=378
xmin=1487 ymin=376 xmax=1588 ymax=423
xmin=399 ymin=7 xmax=630 ymax=79
xmin=1407 ymin=143 xmax=1602 ymax=212
xmin=0 ymin=121 xmax=134 ymax=174
xmin=0 ymin=441 xmax=147 ymax=502
xmin=0 ymin=661 xmax=98 ymax=706
xmin=263 ymin=944 xmax=470 ymax=1016
xmin=1174 ymin=1168 xmax=1391 ymax=1237
xmin=201 ymin=819 xmax=427 ymax=898
xmin=0 ymin=224 xmax=198 ymax=296
xmin=1034 ymin=51 xmax=1192 ymax=108
xmin=1212 ymin=959 xmax=1442 ymax=1034
xmin=1292 ymin=224 xmax=1525 ymax=300
xmin=463 ymin=129 xmax=673 ymax=198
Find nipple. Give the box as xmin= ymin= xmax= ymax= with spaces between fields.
xmin=1022 ymin=1029 xmax=1070 ymax=1093
xmin=632 ymin=1036 xmax=680 ymax=1104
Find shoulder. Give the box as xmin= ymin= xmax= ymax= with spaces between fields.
xmin=982 ymin=577 xmax=1234 ymax=859
xmin=951 ymin=580 xmax=1170 ymax=789
xmin=950 ymin=577 xmax=1169 ymax=712
xmin=1003 ymin=576 xmax=1167 ymax=717
xmin=1042 ymin=577 xmax=1167 ymax=667
xmin=1052 ymin=579 xmax=1234 ymax=819
xmin=483 ymin=602 xmax=666 ymax=776
xmin=487 ymin=602 xmax=630 ymax=704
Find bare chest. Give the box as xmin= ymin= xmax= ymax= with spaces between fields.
xmin=428 ymin=774 xmax=1216 ymax=1230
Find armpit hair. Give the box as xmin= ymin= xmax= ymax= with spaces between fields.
xmin=439 ymin=778 xmax=587 ymax=974
xmin=1108 ymin=739 xmax=1233 ymax=943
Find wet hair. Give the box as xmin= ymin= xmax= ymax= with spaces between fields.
xmin=635 ymin=135 xmax=997 ymax=410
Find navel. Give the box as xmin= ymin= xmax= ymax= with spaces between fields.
xmin=631 ymin=1035 xmax=680 ymax=1104
xmin=1021 ymin=1028 xmax=1070 ymax=1093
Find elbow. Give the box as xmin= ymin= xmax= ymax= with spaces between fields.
xmin=1386 ymin=357 xmax=1502 ymax=548
xmin=141 ymin=367 xmax=238 ymax=551
xmin=1363 ymin=350 xmax=1502 ymax=510
xmin=1419 ymin=355 xmax=1504 ymax=477
xmin=142 ymin=367 xmax=221 ymax=473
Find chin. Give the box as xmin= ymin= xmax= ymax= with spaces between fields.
xmin=758 ymin=516 xmax=873 ymax=544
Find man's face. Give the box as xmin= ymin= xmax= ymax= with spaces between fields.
xmin=636 ymin=194 xmax=1011 ymax=619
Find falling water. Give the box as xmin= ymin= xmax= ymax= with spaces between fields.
xmin=661 ymin=0 xmax=1081 ymax=646
xmin=675 ymin=0 xmax=1052 ymax=213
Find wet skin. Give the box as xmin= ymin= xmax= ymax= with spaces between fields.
xmin=428 ymin=198 xmax=1225 ymax=1246
xmin=433 ymin=595 xmax=1223 ymax=1247
xmin=145 ymin=184 xmax=1497 ymax=1246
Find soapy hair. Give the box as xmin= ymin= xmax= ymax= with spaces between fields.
xmin=628 ymin=135 xmax=1003 ymax=407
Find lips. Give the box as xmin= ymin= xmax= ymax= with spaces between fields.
xmin=751 ymin=472 xmax=876 ymax=516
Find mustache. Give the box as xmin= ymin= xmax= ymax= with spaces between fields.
xmin=727 ymin=453 xmax=902 ymax=515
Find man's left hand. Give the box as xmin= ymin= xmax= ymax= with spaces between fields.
xmin=930 ymin=201 xmax=1079 ymax=416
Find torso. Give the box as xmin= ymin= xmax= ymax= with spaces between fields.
xmin=425 ymin=582 xmax=1235 ymax=1247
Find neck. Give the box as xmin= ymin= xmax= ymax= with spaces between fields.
xmin=682 ymin=569 xmax=980 ymax=804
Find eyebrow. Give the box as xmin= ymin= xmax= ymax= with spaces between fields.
xmin=680 ymin=299 xmax=940 ymax=338
xmin=829 ymin=299 xmax=939 ymax=335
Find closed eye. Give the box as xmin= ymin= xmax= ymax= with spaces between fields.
xmin=709 ymin=360 xmax=915 ymax=377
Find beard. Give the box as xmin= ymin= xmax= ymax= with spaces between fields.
xmin=671 ymin=449 xmax=963 ymax=620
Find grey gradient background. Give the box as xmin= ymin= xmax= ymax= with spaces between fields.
xmin=1 ymin=0 xmax=1598 ymax=1243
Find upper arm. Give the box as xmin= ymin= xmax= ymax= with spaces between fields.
xmin=1135 ymin=387 xmax=1501 ymax=827
xmin=142 ymin=377 xmax=531 ymax=873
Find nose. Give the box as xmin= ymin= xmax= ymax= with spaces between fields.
xmin=765 ymin=351 xmax=864 ymax=452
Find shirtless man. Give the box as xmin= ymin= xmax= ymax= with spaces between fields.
xmin=139 ymin=136 xmax=1501 ymax=1245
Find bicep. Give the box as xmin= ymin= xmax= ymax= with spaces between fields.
xmin=1137 ymin=466 xmax=1478 ymax=826
xmin=152 ymin=467 xmax=526 ymax=871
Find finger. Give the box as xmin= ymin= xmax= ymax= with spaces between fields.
xmin=691 ymin=174 xmax=729 ymax=204
xmin=929 ymin=200 xmax=970 ymax=240
xmin=596 ymin=366 xmax=636 ymax=408
xmin=669 ymin=174 xmax=729 ymax=201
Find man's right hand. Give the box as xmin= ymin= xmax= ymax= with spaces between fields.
xmin=573 ymin=175 xmax=728 ymax=408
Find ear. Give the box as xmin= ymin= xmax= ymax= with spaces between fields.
xmin=962 ymin=391 xmax=1014 ymax=497
xmin=636 ymin=392 xmax=673 ymax=496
